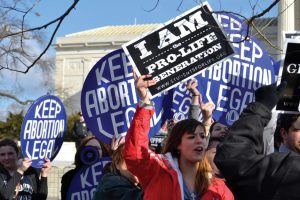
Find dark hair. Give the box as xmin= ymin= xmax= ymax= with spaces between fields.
xmin=0 ymin=139 xmax=18 ymax=155
xmin=74 ymin=135 xmax=110 ymax=167
xmin=209 ymin=121 xmax=219 ymax=134
xmin=207 ymin=136 xmax=222 ymax=150
xmin=163 ymin=118 xmax=211 ymax=196
xmin=278 ymin=114 xmax=300 ymax=131
xmin=163 ymin=118 xmax=204 ymax=157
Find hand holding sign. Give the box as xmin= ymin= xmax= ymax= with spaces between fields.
xmin=256 ymin=82 xmax=287 ymax=110
xmin=186 ymin=79 xmax=200 ymax=96
xmin=16 ymin=158 xmax=32 ymax=175
xmin=134 ymin=70 xmax=156 ymax=104
xmin=41 ymin=158 xmax=52 ymax=177
xmin=186 ymin=79 xmax=201 ymax=106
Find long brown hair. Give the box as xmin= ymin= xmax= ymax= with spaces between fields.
xmin=110 ymin=143 xmax=125 ymax=173
xmin=163 ymin=118 xmax=212 ymax=196
xmin=74 ymin=135 xmax=110 ymax=167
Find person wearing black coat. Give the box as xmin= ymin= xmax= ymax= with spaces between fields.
xmin=214 ymin=82 xmax=300 ymax=200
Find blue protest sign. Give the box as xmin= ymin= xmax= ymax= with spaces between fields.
xmin=66 ymin=157 xmax=111 ymax=200
xmin=81 ymin=13 xmax=275 ymax=143
xmin=192 ymin=13 xmax=276 ymax=126
xmin=20 ymin=95 xmax=67 ymax=168
xmin=81 ymin=48 xmax=176 ymax=144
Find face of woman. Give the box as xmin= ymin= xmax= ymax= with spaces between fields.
xmin=211 ymin=123 xmax=228 ymax=138
xmin=86 ymin=139 xmax=103 ymax=158
xmin=206 ymin=141 xmax=220 ymax=175
xmin=178 ymin=125 xmax=207 ymax=163
xmin=0 ymin=146 xmax=18 ymax=170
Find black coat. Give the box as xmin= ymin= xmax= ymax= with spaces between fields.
xmin=214 ymin=102 xmax=300 ymax=200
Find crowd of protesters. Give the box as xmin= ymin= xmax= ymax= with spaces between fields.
xmin=1 ymin=73 xmax=300 ymax=200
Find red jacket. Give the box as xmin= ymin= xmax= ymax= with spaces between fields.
xmin=123 ymin=106 xmax=234 ymax=200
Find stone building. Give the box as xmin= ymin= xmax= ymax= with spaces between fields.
xmin=54 ymin=24 xmax=159 ymax=114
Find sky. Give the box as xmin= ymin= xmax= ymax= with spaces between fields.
xmin=0 ymin=0 xmax=278 ymax=121
xmin=29 ymin=0 xmax=277 ymax=40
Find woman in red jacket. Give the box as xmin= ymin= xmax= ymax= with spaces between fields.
xmin=123 ymin=74 xmax=234 ymax=200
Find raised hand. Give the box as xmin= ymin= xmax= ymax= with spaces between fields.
xmin=200 ymin=94 xmax=215 ymax=121
xmin=255 ymin=82 xmax=287 ymax=110
xmin=186 ymin=78 xmax=200 ymax=96
xmin=133 ymin=70 xmax=156 ymax=104
xmin=186 ymin=78 xmax=201 ymax=106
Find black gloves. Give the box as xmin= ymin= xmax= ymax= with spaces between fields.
xmin=255 ymin=82 xmax=287 ymax=110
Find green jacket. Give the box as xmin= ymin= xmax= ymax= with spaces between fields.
xmin=93 ymin=170 xmax=143 ymax=200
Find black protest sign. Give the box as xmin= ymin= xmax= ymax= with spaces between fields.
xmin=276 ymin=41 xmax=300 ymax=112
xmin=123 ymin=2 xmax=234 ymax=97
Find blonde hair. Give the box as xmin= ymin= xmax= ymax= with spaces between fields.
xmin=195 ymin=153 xmax=213 ymax=195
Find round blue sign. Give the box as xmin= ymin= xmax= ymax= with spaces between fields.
xmin=66 ymin=157 xmax=111 ymax=200
xmin=20 ymin=95 xmax=67 ymax=168
xmin=194 ymin=13 xmax=276 ymax=126
xmin=81 ymin=48 xmax=176 ymax=144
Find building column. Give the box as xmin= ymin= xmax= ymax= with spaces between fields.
xmin=295 ymin=0 xmax=300 ymax=30
xmin=55 ymin=58 xmax=65 ymax=98
xmin=277 ymin=0 xmax=295 ymax=59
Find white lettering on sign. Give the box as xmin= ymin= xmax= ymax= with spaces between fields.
xmin=95 ymin=106 xmax=163 ymax=137
xmin=217 ymin=14 xmax=242 ymax=31
xmin=152 ymin=43 xmax=222 ymax=82
xmin=25 ymin=139 xmax=54 ymax=160
xmin=134 ymin=10 xmax=208 ymax=59
xmin=23 ymin=119 xmax=65 ymax=140
xmin=145 ymin=32 xmax=218 ymax=74
xmin=200 ymin=58 xmax=273 ymax=91
xmin=287 ymin=63 xmax=300 ymax=74
xmin=95 ymin=52 xmax=132 ymax=85
xmin=85 ymin=79 xmax=137 ymax=117
xmin=80 ymin=162 xmax=103 ymax=189
xmin=34 ymin=99 xmax=61 ymax=119
xmin=70 ymin=188 xmax=96 ymax=200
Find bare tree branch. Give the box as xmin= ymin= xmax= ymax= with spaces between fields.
xmin=0 ymin=91 xmax=33 ymax=105
xmin=0 ymin=0 xmax=80 ymax=73
xmin=143 ymin=0 xmax=160 ymax=12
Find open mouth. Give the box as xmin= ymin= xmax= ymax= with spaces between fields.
xmin=194 ymin=147 xmax=204 ymax=153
